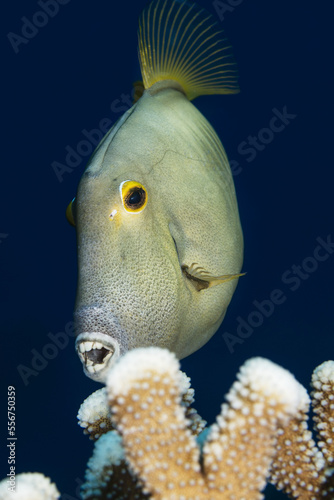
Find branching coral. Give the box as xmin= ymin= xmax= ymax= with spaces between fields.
xmin=312 ymin=361 xmax=334 ymax=466
xmin=80 ymin=430 xmax=149 ymax=500
xmin=78 ymin=388 xmax=114 ymax=441
xmin=0 ymin=472 xmax=59 ymax=500
xmin=78 ymin=348 xmax=334 ymax=500
xmin=101 ymin=349 xmax=308 ymax=499
xmin=269 ymin=360 xmax=334 ymax=498
xmin=78 ymin=371 xmax=206 ymax=443
xmin=2 ymin=352 xmax=333 ymax=500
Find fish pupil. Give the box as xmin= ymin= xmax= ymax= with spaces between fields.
xmin=127 ymin=188 xmax=145 ymax=208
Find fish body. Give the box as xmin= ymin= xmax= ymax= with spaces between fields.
xmin=69 ymin=0 xmax=244 ymax=381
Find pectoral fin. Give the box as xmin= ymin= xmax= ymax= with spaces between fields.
xmin=182 ymin=263 xmax=245 ymax=291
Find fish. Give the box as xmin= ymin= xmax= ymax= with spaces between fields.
xmin=66 ymin=0 xmax=244 ymax=382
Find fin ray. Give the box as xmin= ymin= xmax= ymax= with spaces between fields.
xmin=169 ymin=8 xmax=204 ymax=73
xmin=167 ymin=4 xmax=196 ymax=75
xmin=138 ymin=0 xmax=239 ymax=100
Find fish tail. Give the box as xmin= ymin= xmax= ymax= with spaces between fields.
xmin=138 ymin=0 xmax=239 ymax=100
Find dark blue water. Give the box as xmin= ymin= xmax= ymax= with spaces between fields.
xmin=2 ymin=1 xmax=333 ymax=498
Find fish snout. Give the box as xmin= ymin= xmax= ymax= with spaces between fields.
xmin=75 ymin=332 xmax=120 ymax=382
xmin=74 ymin=306 xmax=127 ymax=382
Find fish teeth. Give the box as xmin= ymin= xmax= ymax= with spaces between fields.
xmin=86 ymin=363 xmax=106 ymax=374
xmin=78 ymin=340 xmax=112 ymax=354
xmin=79 ymin=341 xmax=97 ymax=353
xmin=103 ymin=352 xmax=112 ymax=363
xmin=77 ymin=339 xmax=114 ymax=376
xmin=85 ymin=341 xmax=93 ymax=350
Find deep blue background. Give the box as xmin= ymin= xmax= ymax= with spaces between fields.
xmin=1 ymin=1 xmax=333 ymax=498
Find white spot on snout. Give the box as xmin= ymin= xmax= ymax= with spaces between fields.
xmin=109 ymin=209 xmax=117 ymax=220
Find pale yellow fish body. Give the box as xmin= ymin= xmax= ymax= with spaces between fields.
xmin=70 ymin=0 xmax=243 ymax=381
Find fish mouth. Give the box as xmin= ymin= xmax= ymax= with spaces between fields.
xmin=75 ymin=332 xmax=120 ymax=382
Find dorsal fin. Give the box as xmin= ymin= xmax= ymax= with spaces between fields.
xmin=138 ymin=0 xmax=239 ymax=100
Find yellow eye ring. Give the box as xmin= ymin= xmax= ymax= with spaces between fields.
xmin=120 ymin=180 xmax=148 ymax=213
xmin=66 ymin=197 xmax=76 ymax=226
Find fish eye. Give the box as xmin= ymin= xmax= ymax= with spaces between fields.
xmin=66 ymin=197 xmax=76 ymax=227
xmin=120 ymin=180 xmax=148 ymax=213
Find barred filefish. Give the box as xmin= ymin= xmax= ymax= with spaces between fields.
xmin=66 ymin=0 xmax=244 ymax=381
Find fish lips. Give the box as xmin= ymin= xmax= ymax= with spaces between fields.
xmin=75 ymin=332 xmax=120 ymax=382
xmin=74 ymin=306 xmax=127 ymax=382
